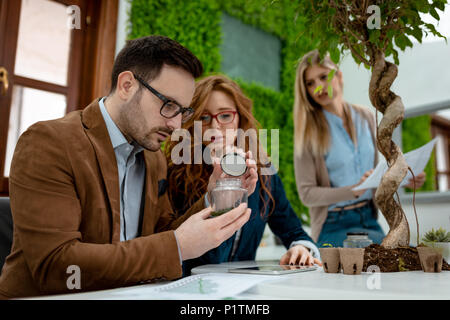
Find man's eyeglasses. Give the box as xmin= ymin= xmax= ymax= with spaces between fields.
xmin=200 ymin=111 xmax=237 ymax=126
xmin=133 ymin=73 xmax=194 ymax=123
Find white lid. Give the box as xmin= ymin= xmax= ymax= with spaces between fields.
xmin=220 ymin=152 xmax=247 ymax=177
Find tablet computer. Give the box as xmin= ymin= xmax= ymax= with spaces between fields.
xmin=228 ymin=264 xmax=317 ymax=275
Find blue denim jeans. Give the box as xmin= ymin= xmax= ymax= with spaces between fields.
xmin=317 ymin=202 xmax=385 ymax=248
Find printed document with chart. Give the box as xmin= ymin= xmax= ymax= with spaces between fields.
xmin=109 ymin=273 xmax=275 ymax=300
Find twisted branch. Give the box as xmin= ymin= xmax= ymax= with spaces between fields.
xmin=370 ymin=51 xmax=410 ymax=248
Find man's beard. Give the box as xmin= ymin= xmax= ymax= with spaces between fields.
xmin=117 ymin=92 xmax=172 ymax=152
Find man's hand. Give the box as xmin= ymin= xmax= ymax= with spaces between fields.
xmin=175 ymin=203 xmax=251 ymax=261
xmin=279 ymin=245 xmax=322 ymax=266
xmin=404 ymin=171 xmax=426 ymax=189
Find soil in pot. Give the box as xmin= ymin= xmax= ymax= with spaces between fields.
xmin=319 ymin=248 xmax=341 ymax=273
xmin=339 ymin=248 xmax=364 ymax=275
xmin=363 ymin=244 xmax=450 ymax=272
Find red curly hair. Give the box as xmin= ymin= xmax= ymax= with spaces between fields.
xmin=165 ymin=74 xmax=275 ymax=218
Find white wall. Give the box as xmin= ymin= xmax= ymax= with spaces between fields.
xmin=341 ymin=41 xmax=450 ymax=110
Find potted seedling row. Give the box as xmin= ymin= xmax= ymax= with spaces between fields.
xmin=319 ymin=244 xmax=364 ymax=275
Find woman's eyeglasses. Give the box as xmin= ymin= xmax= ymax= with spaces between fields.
xmin=133 ymin=73 xmax=194 ymax=123
xmin=200 ymin=111 xmax=237 ymax=125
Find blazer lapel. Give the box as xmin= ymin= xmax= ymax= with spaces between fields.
xmin=81 ymin=100 xmax=121 ymax=243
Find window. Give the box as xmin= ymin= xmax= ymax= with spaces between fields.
xmin=0 ymin=0 xmax=118 ymax=195
xmin=431 ymin=110 xmax=450 ymax=191
xmin=220 ymin=13 xmax=281 ymax=91
xmin=396 ymin=100 xmax=450 ymax=203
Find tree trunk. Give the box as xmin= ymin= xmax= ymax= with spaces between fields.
xmin=368 ymin=51 xmax=410 ymax=249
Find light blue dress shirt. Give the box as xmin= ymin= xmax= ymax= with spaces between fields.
xmin=323 ymin=105 xmax=375 ymax=210
xmin=99 ymin=98 xmax=145 ymax=241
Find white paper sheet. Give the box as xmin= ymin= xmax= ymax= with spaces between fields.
xmin=352 ymin=138 xmax=437 ymax=191
xmin=109 ymin=272 xmax=275 ymax=300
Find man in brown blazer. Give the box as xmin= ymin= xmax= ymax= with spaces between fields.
xmin=0 ymin=36 xmax=253 ymax=299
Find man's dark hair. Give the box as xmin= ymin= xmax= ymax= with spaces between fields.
xmin=110 ymin=35 xmax=203 ymax=92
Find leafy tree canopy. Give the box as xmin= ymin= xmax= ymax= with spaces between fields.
xmin=292 ymin=0 xmax=447 ymax=66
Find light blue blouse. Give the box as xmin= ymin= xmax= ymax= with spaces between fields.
xmin=323 ymin=105 xmax=375 ymax=210
xmin=99 ymin=97 xmax=145 ymax=241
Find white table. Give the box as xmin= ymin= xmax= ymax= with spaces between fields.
xmin=191 ymin=260 xmax=450 ymax=300
xmin=25 ymin=260 xmax=450 ymax=300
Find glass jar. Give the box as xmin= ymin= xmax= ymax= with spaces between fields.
xmin=343 ymin=232 xmax=373 ymax=248
xmin=210 ymin=178 xmax=248 ymax=217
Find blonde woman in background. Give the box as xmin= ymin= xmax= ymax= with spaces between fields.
xmin=293 ymin=50 xmax=425 ymax=247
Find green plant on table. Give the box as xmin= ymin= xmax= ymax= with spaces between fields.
xmin=422 ymin=228 xmax=450 ymax=243
xmin=398 ymin=257 xmax=409 ymax=272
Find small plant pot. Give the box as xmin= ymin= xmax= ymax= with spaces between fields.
xmin=417 ymin=247 xmax=443 ymax=273
xmin=319 ymin=248 xmax=341 ymax=273
xmin=338 ymin=248 xmax=364 ymax=275
xmin=423 ymin=242 xmax=450 ymax=264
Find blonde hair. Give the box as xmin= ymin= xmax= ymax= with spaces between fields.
xmin=293 ymin=49 xmax=355 ymax=158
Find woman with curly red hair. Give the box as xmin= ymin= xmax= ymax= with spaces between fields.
xmin=166 ymin=75 xmax=320 ymax=276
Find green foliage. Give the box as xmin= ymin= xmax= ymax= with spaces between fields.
xmin=401 ymin=115 xmax=436 ymax=192
xmin=398 ymin=257 xmax=409 ymax=271
xmin=422 ymin=228 xmax=450 ymax=243
xmin=128 ymin=0 xmax=312 ymax=224
xmin=293 ymin=0 xmax=448 ymax=67
xmin=128 ymin=0 xmax=222 ymax=74
xmin=314 ymin=85 xmax=323 ymax=95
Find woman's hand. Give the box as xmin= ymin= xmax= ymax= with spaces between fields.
xmin=206 ymin=147 xmax=258 ymax=202
xmin=351 ymin=169 xmax=374 ymax=198
xmin=206 ymin=157 xmax=225 ymax=203
xmin=240 ymin=150 xmax=258 ymax=196
xmin=279 ymin=245 xmax=322 ymax=266
xmin=404 ymin=171 xmax=426 ymax=189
